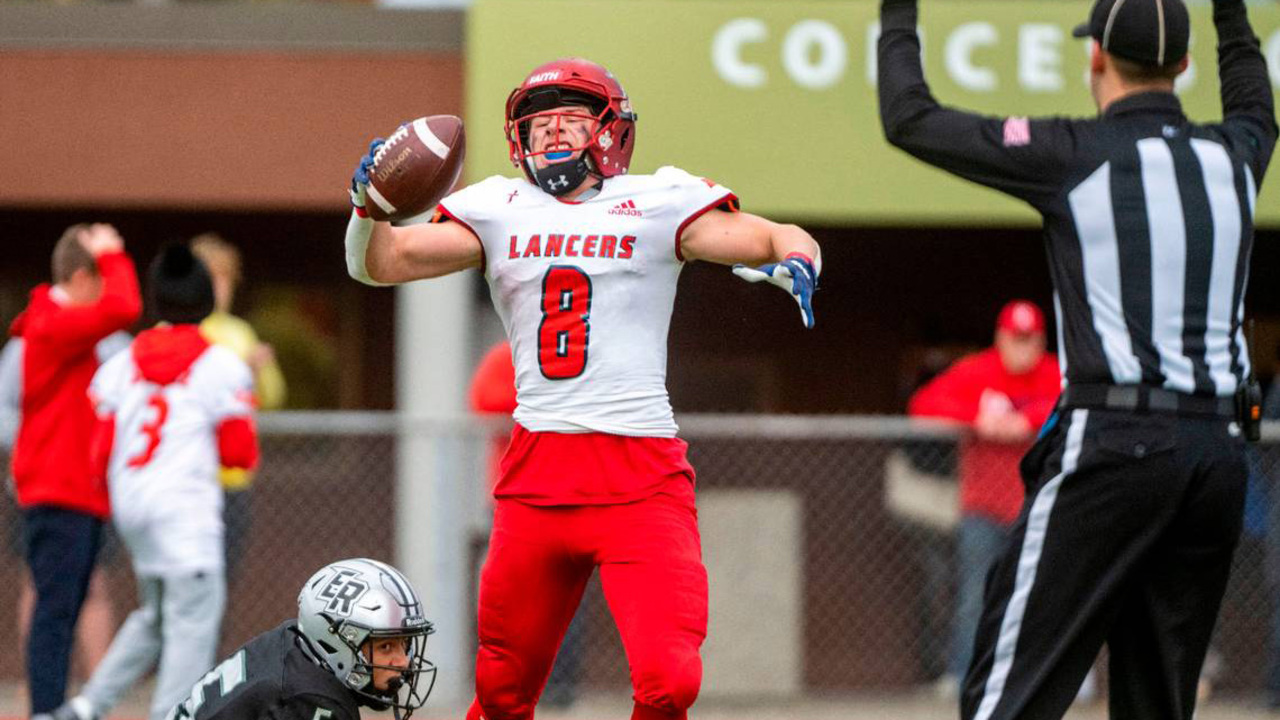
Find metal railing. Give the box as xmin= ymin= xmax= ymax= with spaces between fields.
xmin=0 ymin=413 xmax=1275 ymax=707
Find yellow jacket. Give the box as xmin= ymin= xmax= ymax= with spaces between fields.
xmin=201 ymin=312 xmax=286 ymax=490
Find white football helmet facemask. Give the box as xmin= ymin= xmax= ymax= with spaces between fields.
xmin=296 ymin=559 xmax=436 ymax=719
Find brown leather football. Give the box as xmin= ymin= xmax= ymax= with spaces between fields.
xmin=365 ymin=115 xmax=466 ymax=222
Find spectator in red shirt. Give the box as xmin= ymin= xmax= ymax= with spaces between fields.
xmin=469 ymin=340 xmax=517 ymax=492
xmin=9 ymin=224 xmax=141 ymax=720
xmin=908 ymin=300 xmax=1060 ymax=691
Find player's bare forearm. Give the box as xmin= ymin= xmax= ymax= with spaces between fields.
xmin=394 ymin=221 xmax=485 ymax=280
xmin=359 ymin=223 xmax=401 ymax=283
xmin=365 ymin=223 xmax=444 ymax=284
xmin=681 ymin=210 xmax=820 ymax=268
xmin=767 ymin=222 xmax=822 ymax=269
xmin=348 ymin=213 xmax=483 ymax=285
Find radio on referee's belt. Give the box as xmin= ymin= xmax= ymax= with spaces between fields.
xmin=1236 ymin=377 xmax=1262 ymax=442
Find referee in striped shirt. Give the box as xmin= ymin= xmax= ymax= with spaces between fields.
xmin=878 ymin=0 xmax=1275 ymax=717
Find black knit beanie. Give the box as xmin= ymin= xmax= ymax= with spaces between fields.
xmin=149 ymin=243 xmax=214 ymax=325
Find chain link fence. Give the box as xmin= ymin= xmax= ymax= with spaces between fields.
xmin=0 ymin=413 xmax=1276 ymax=705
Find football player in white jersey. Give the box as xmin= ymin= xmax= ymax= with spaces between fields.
xmin=56 ymin=245 xmax=259 ymax=720
xmin=344 ymin=57 xmax=821 ymax=720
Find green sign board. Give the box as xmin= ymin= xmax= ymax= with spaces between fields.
xmin=469 ymin=0 xmax=1280 ymax=227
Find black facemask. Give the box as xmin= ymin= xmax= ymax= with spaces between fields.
xmin=531 ymin=155 xmax=595 ymax=196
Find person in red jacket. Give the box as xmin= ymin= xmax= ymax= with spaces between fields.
xmin=907 ymin=300 xmax=1061 ymax=692
xmin=9 ymin=223 xmax=142 ymax=720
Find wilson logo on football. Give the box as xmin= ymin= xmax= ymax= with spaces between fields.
xmin=608 ymin=199 xmax=642 ymax=217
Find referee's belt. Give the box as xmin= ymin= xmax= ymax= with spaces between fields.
xmin=1059 ymin=384 xmax=1234 ymax=418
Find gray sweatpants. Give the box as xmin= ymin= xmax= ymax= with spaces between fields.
xmin=80 ymin=570 xmax=226 ymax=720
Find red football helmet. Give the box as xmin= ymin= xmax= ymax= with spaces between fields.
xmin=504 ymin=58 xmax=637 ymax=192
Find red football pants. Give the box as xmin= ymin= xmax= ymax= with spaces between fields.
xmin=467 ymin=488 xmax=708 ymax=720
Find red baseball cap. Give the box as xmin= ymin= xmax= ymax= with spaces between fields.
xmin=996 ymin=300 xmax=1046 ymax=335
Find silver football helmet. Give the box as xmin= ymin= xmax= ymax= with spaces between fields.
xmin=296 ymin=558 xmax=436 ymax=719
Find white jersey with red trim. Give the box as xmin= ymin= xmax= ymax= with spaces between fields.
xmin=440 ymin=166 xmax=736 ymax=437
xmin=90 ymin=343 xmax=254 ymax=575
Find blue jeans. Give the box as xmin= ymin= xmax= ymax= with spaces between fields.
xmin=950 ymin=514 xmax=1010 ymax=680
xmin=23 ymin=505 xmax=104 ymax=714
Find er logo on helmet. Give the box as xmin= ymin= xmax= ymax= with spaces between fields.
xmin=317 ymin=569 xmax=370 ymax=617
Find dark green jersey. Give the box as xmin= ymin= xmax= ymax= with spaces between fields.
xmin=168 ymin=622 xmax=360 ymax=720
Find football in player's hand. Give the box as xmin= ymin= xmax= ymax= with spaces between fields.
xmin=365 ymin=115 xmax=466 ymax=222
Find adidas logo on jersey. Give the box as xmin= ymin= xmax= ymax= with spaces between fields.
xmin=608 ymin=199 xmax=642 ymax=217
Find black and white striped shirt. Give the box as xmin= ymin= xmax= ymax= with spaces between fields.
xmin=879 ymin=0 xmax=1276 ymax=399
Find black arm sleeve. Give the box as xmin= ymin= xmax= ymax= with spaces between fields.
xmin=876 ymin=0 xmax=1079 ymax=209
xmin=1213 ymin=0 xmax=1277 ymax=182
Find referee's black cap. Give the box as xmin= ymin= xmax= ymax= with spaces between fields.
xmin=1072 ymin=0 xmax=1190 ymax=68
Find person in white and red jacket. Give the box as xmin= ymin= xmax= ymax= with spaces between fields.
xmin=8 ymin=223 xmax=142 ymax=720
xmin=55 ymin=243 xmax=258 ymax=720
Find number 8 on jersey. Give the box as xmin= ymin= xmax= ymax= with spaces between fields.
xmin=538 ymin=266 xmax=592 ymax=379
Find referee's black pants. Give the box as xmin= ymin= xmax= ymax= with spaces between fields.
xmin=960 ymin=408 xmax=1246 ymax=720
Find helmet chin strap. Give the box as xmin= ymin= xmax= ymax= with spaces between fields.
xmin=386 ymin=676 xmax=405 ymax=720
xmin=384 ymin=675 xmax=405 ymax=696
xmin=530 ymin=155 xmax=596 ymax=197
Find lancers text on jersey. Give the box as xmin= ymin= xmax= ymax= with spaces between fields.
xmin=508 ymin=234 xmax=637 ymax=260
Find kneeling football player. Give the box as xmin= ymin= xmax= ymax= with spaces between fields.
xmin=166 ymin=558 xmax=436 ymax=720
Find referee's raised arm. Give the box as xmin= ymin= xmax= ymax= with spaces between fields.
xmin=878 ymin=1 xmax=1270 ymax=718
xmin=875 ymin=0 xmax=1077 ymax=210
xmin=1213 ymin=0 xmax=1277 ymax=180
